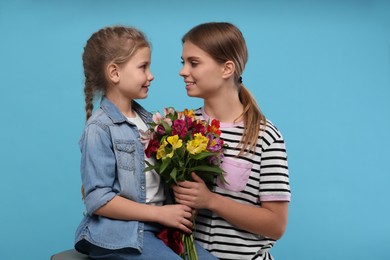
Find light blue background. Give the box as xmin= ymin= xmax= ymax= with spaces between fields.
xmin=1 ymin=0 xmax=389 ymax=259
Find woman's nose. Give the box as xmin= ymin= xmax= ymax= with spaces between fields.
xmin=179 ymin=65 xmax=187 ymax=77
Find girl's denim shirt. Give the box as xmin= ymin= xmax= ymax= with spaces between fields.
xmin=75 ymin=97 xmax=153 ymax=251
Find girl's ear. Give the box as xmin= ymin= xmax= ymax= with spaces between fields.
xmin=107 ymin=63 xmax=120 ymax=84
xmin=222 ymin=60 xmax=235 ymax=79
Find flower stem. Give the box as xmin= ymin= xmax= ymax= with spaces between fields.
xmin=182 ymin=233 xmax=198 ymax=260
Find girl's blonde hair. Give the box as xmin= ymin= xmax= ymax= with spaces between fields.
xmin=182 ymin=22 xmax=266 ymax=155
xmin=81 ymin=26 xmax=149 ymax=199
xmin=82 ymin=26 xmax=150 ymax=121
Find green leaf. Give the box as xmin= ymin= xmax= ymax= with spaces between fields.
xmin=144 ymin=160 xmax=154 ymax=167
xmin=162 ymin=120 xmax=172 ymax=133
xmin=144 ymin=166 xmax=155 ymax=172
xmin=191 ymin=151 xmax=214 ymax=160
xmin=144 ymin=160 xmax=157 ymax=172
xmin=170 ymin=168 xmax=177 ymax=183
xmin=160 ymin=158 xmax=171 ymax=173
xmin=189 ymin=165 xmax=223 ymax=174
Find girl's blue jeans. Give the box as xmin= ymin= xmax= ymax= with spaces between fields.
xmin=76 ymin=223 xmax=218 ymax=260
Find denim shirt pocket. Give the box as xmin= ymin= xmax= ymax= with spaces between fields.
xmin=114 ymin=140 xmax=136 ymax=171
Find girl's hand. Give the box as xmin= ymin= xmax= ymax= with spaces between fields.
xmin=158 ymin=204 xmax=193 ymax=234
xmin=173 ymin=172 xmax=213 ymax=209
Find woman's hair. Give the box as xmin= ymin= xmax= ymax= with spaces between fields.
xmin=182 ymin=22 xmax=266 ymax=156
xmin=82 ymin=25 xmax=150 ymax=121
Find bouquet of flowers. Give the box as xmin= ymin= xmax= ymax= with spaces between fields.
xmin=142 ymin=107 xmax=226 ymax=260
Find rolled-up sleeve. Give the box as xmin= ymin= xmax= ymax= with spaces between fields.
xmin=80 ymin=123 xmax=117 ymax=215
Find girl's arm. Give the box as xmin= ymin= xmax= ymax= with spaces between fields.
xmin=94 ymin=196 xmax=193 ymax=233
xmin=173 ymin=172 xmax=288 ymax=240
xmin=81 ymin=124 xmax=193 ymax=233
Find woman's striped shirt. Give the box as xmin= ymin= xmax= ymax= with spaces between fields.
xmin=194 ymin=107 xmax=291 ymax=260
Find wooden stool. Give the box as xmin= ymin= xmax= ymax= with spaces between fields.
xmin=51 ymin=249 xmax=90 ymax=260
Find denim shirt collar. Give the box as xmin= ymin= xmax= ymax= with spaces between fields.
xmin=100 ymin=96 xmax=151 ymax=124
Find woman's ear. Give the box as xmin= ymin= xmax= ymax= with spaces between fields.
xmin=222 ymin=60 xmax=235 ymax=79
xmin=107 ymin=63 xmax=120 ymax=84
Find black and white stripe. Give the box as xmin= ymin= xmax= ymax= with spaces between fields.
xmin=193 ymin=109 xmax=290 ymax=260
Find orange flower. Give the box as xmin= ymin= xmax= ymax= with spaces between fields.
xmin=207 ymin=119 xmax=221 ymax=135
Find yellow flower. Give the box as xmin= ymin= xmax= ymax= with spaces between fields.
xmin=167 ymin=135 xmax=183 ymax=150
xmin=156 ymin=139 xmax=168 ymax=160
xmin=186 ymin=133 xmax=208 ymax=154
xmin=164 ymin=135 xmax=183 ymax=158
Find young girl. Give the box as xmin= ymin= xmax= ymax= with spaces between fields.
xmin=74 ymin=26 xmax=216 ymax=260
xmin=173 ymin=22 xmax=291 ymax=260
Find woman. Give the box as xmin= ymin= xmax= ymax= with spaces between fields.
xmin=174 ymin=22 xmax=291 ymax=260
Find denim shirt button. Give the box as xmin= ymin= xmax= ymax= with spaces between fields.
xmin=141 ymin=186 xmax=145 ymax=190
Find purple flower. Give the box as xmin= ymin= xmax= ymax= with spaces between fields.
xmin=206 ymin=134 xmax=223 ymax=152
xmin=193 ymin=122 xmax=206 ymax=135
xmin=208 ymin=152 xmax=224 ymax=165
xmin=155 ymin=124 xmax=166 ymax=135
xmin=172 ymin=119 xmax=187 ymax=138
xmin=145 ymin=139 xmax=160 ymax=158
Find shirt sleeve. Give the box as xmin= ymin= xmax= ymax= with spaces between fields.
xmin=259 ymin=132 xmax=291 ymax=202
xmin=80 ymin=123 xmax=117 ymax=215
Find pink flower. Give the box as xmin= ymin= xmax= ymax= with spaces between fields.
xmin=164 ymin=107 xmax=176 ymax=116
xmin=139 ymin=129 xmax=152 ymax=150
xmin=172 ymin=119 xmax=187 ymax=138
xmin=152 ymin=112 xmax=162 ymax=124
xmin=163 ymin=117 xmax=173 ymax=126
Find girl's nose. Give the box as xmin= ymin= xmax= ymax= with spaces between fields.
xmin=148 ymin=71 xmax=154 ymax=82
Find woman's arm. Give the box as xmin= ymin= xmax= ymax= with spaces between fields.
xmin=173 ymin=172 xmax=288 ymax=239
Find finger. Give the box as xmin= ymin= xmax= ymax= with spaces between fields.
xmin=178 ymin=218 xmax=193 ymax=233
xmin=178 ymin=180 xmax=195 ymax=188
xmin=191 ymin=172 xmax=204 ymax=183
xmin=182 ymin=218 xmax=193 ymax=228
xmin=183 ymin=210 xmax=192 ymax=219
xmin=177 ymin=180 xmax=189 ymax=186
xmin=180 ymin=224 xmax=192 ymax=234
xmin=183 ymin=205 xmax=192 ymax=212
xmin=174 ymin=196 xmax=192 ymax=207
xmin=178 ymin=199 xmax=193 ymax=208
xmin=174 ymin=186 xmax=194 ymax=197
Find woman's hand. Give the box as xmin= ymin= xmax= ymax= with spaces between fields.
xmin=173 ymin=172 xmax=214 ymax=209
xmin=173 ymin=172 xmax=289 ymax=239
